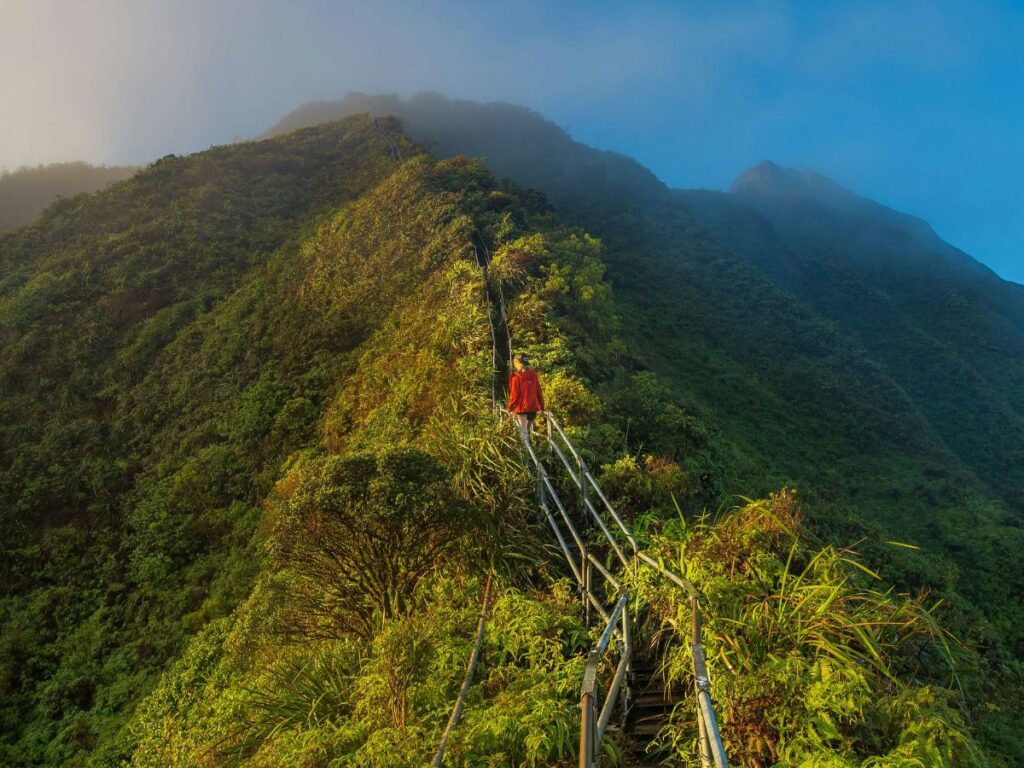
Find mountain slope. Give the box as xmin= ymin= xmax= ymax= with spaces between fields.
xmin=267 ymin=95 xmax=1024 ymax=757
xmin=0 ymin=162 xmax=138 ymax=233
xmin=687 ymin=161 xmax=1024 ymax=506
xmin=268 ymin=96 xmax=1024 ymax=639
xmin=0 ymin=114 xmax=633 ymax=766
xmin=0 ymin=104 xmax=1019 ymax=765
xmin=0 ymin=117 xmax=420 ymax=763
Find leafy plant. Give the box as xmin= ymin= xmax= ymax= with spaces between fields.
xmin=268 ymin=449 xmax=473 ymax=639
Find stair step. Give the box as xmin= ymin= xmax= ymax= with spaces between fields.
xmin=630 ymin=721 xmax=669 ymax=737
xmin=630 ymin=696 xmax=671 ymax=708
xmin=630 ymin=709 xmax=673 ymax=723
xmin=623 ymin=747 xmax=676 ymax=768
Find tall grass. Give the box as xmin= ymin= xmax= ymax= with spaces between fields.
xmin=631 ymin=491 xmax=984 ymax=767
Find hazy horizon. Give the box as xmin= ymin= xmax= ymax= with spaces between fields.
xmin=2 ymin=0 xmax=1021 ymax=282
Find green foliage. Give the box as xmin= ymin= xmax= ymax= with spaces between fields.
xmin=0 ymin=111 xmax=624 ymax=765
xmin=268 ymin=449 xmax=473 ymax=638
xmin=0 ymin=115 xmax=428 ymax=764
xmin=634 ymin=491 xmax=986 ymax=767
xmin=118 ymin=572 xmax=585 ymax=767
xmin=599 ymin=453 xmax=696 ymax=518
xmin=1 ymin=104 xmax=1020 ymax=767
xmin=541 ymin=369 xmax=603 ymax=426
xmin=437 ymin=584 xmax=589 ymax=767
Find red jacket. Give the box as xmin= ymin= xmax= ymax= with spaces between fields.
xmin=508 ymin=369 xmax=544 ymax=414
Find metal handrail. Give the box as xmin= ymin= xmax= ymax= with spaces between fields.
xmin=580 ymin=592 xmax=631 ymax=764
xmin=546 ymin=416 xmax=638 ymax=552
xmin=513 ymin=419 xmax=633 ymax=765
xmin=514 ymin=411 xmax=729 ymax=768
xmin=431 ymin=572 xmax=494 ymax=767
xmin=484 ymin=232 xmax=726 ymax=765
xmin=369 ymin=113 xmax=403 ymax=161
xmin=544 ymin=419 xmax=631 ymax=569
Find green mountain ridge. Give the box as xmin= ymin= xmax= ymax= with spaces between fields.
xmin=0 ymin=101 xmax=1021 ymax=765
xmin=269 ymin=93 xmax=1024 ymax=602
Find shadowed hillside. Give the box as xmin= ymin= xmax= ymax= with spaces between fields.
xmin=0 ymin=162 xmax=138 ymax=232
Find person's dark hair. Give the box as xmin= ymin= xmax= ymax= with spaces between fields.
xmin=514 ymin=352 xmax=530 ymax=366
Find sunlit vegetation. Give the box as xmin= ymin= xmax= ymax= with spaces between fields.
xmin=0 ymin=108 xmax=1021 ymax=766
xmin=634 ymin=491 xmax=983 ymax=766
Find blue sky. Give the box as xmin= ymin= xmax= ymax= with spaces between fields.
xmin=2 ymin=0 xmax=1022 ymax=282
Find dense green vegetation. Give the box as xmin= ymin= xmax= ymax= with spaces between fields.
xmin=1 ymin=105 xmax=1021 ymax=765
xmin=0 ymin=162 xmax=137 ymax=233
xmin=272 ymin=93 xmax=1024 ymax=747
xmin=0 ymin=118 xmax=418 ymax=763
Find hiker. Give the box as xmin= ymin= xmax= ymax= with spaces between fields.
xmin=508 ymin=352 xmax=544 ymax=438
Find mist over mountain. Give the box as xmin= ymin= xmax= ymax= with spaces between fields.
xmin=0 ymin=162 xmax=137 ymax=232
xmin=1 ymin=96 xmax=1022 ymax=765
xmin=726 ymin=159 xmax=1002 ymax=278
xmin=267 ymin=92 xmax=670 ymax=209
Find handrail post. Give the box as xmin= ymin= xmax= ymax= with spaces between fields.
xmin=536 ymin=462 xmax=544 ymax=510
xmin=697 ymin=706 xmax=713 ymax=768
xmin=693 ymin=594 xmax=713 ymax=767
xmin=580 ymin=647 xmax=600 ymax=768
xmin=691 ymin=594 xmax=702 ymax=646
xmin=584 ymin=557 xmax=592 ymax=627
xmin=579 ymin=454 xmax=589 ymax=532
xmin=580 ymin=691 xmax=595 ymax=768
xmin=691 ymin=594 xmax=728 ymax=768
xmin=622 ymin=599 xmax=632 ymax=716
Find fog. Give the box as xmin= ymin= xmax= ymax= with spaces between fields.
xmin=2 ymin=0 xmax=1022 ymax=281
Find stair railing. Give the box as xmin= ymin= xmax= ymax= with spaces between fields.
xmin=513 ymin=419 xmax=633 ymax=766
xmin=481 ymin=226 xmax=725 ymax=765
xmin=514 ymin=411 xmax=728 ymax=768
xmin=580 ymin=592 xmax=631 ymax=768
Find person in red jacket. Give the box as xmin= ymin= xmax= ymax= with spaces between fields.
xmin=508 ymin=352 xmax=544 ymax=437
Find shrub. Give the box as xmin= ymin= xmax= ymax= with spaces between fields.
xmin=634 ymin=491 xmax=984 ymax=767
xmin=268 ymin=449 xmax=473 ymax=638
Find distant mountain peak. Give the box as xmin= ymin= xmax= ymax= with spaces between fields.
xmin=266 ymin=91 xmax=668 ymax=207
xmin=729 ymin=160 xmax=853 ymax=204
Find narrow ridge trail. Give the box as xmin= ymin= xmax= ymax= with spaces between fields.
xmin=476 ymin=225 xmax=730 ymax=766
xmin=429 ymin=179 xmax=730 ymax=766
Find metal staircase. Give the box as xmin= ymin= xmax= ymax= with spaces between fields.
xmin=470 ymin=231 xmax=728 ymax=765
xmin=515 ymin=413 xmax=728 ymax=768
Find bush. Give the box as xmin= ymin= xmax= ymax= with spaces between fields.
xmin=269 ymin=449 xmax=474 ymax=638
xmin=634 ymin=491 xmax=985 ymax=767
